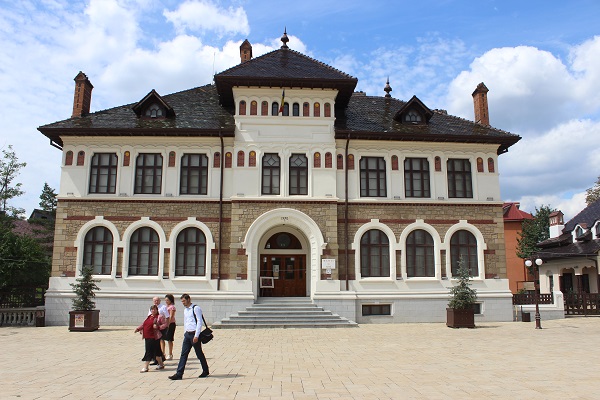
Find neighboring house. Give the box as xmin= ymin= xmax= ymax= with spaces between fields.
xmin=502 ymin=202 xmax=533 ymax=293
xmin=38 ymin=32 xmax=521 ymax=326
xmin=537 ymin=200 xmax=600 ymax=296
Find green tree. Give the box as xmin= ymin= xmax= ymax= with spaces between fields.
xmin=0 ymin=216 xmax=51 ymax=289
xmin=39 ymin=182 xmax=57 ymax=213
xmin=0 ymin=145 xmax=26 ymax=217
xmin=585 ymin=176 xmax=600 ymax=205
xmin=516 ymin=205 xmax=554 ymax=273
xmin=448 ymin=257 xmax=477 ymax=310
xmin=70 ymin=266 xmax=100 ymax=311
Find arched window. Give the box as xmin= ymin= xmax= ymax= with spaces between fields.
xmin=77 ymin=151 xmax=85 ymax=166
xmin=129 ymin=227 xmax=159 ymax=276
xmin=238 ymin=100 xmax=246 ymax=115
xmin=405 ymin=110 xmax=421 ymax=122
xmin=289 ymin=154 xmax=308 ymax=195
xmin=313 ymin=152 xmax=321 ymax=168
xmin=477 ymin=157 xmax=484 ymax=173
xmin=261 ymin=101 xmax=269 ymax=116
xmin=271 ymin=102 xmax=279 ymax=116
xmin=337 ymin=154 xmax=343 ymax=170
xmin=303 ymin=102 xmax=310 ymax=116
xmin=360 ymin=229 xmax=389 ymax=277
xmin=292 ymin=102 xmax=300 ymax=116
xmin=237 ymin=151 xmax=245 ymax=167
xmin=225 ymin=152 xmax=232 ymax=168
xmin=249 ymin=151 xmax=256 ymax=167
xmin=347 ymin=154 xmax=355 ymax=170
xmin=450 ymin=230 xmax=478 ymax=277
xmin=324 ymin=103 xmax=331 ymax=117
xmin=83 ymin=227 xmax=113 ymax=275
xmin=325 ymin=152 xmax=333 ymax=168
xmin=176 ymin=227 xmax=206 ymax=276
xmin=250 ymin=101 xmax=257 ymax=115
xmin=282 ymin=102 xmax=290 ymax=116
xmin=391 ymin=155 xmax=399 ymax=171
xmin=406 ymin=230 xmax=434 ymax=277
xmin=65 ymin=151 xmax=73 ymax=166
xmin=213 ymin=152 xmax=220 ymax=168
xmin=145 ymin=103 xmax=164 ymax=118
xmin=314 ymin=102 xmax=320 ymax=117
xmin=487 ymin=157 xmax=495 ymax=173
xmin=435 ymin=156 xmax=441 ymax=172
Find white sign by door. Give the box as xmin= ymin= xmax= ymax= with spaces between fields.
xmin=321 ymin=259 xmax=336 ymax=269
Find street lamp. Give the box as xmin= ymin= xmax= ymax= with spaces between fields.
xmin=525 ymin=258 xmax=543 ymax=329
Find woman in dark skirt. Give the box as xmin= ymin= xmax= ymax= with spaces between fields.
xmin=163 ymin=294 xmax=177 ymax=360
xmin=134 ymin=304 xmax=168 ymax=372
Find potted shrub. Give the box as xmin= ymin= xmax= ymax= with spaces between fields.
xmin=446 ymin=258 xmax=477 ymax=328
xmin=68 ymin=266 xmax=101 ymax=331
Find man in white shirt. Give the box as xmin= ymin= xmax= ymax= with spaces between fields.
xmin=168 ymin=294 xmax=209 ymax=380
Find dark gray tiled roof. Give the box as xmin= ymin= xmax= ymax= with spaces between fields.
xmin=564 ymin=198 xmax=600 ymax=232
xmin=336 ymin=95 xmax=520 ymax=154
xmin=38 ymin=85 xmax=235 ymax=147
xmin=538 ymin=239 xmax=600 ymax=260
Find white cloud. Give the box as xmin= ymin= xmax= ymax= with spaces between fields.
xmin=163 ymin=0 xmax=249 ymax=36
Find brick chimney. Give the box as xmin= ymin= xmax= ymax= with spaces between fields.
xmin=72 ymin=71 xmax=93 ymax=118
xmin=240 ymin=39 xmax=252 ymax=63
xmin=472 ymin=82 xmax=489 ymax=125
xmin=548 ymin=210 xmax=565 ymax=238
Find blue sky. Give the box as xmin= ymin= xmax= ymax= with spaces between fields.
xmin=1 ymin=0 xmax=599 ymax=220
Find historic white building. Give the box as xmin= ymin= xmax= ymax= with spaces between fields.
xmin=39 ymin=32 xmax=520 ymax=326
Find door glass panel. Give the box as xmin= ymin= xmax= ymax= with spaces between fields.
xmin=272 ymin=257 xmax=280 ymax=279
xmin=285 ymin=257 xmax=295 ymax=279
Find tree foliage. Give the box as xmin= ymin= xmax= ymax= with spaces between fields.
xmin=585 ymin=176 xmax=600 ymax=206
xmin=39 ymin=182 xmax=57 ymax=213
xmin=70 ymin=266 xmax=100 ymax=311
xmin=516 ymin=205 xmax=555 ymax=273
xmin=0 ymin=216 xmax=51 ymax=289
xmin=0 ymin=145 xmax=26 ymax=217
xmin=448 ymin=257 xmax=477 ymax=310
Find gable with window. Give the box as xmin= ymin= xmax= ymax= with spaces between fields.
xmin=360 ymin=157 xmax=387 ymax=197
xmin=89 ymin=153 xmax=118 ymax=194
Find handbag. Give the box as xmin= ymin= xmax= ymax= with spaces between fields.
xmin=199 ymin=315 xmax=213 ymax=344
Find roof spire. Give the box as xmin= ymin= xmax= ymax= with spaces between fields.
xmin=384 ymin=77 xmax=392 ymax=98
xmin=280 ymin=27 xmax=289 ymax=49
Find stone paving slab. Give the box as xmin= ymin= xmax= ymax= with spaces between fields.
xmin=2 ymin=318 xmax=600 ymax=399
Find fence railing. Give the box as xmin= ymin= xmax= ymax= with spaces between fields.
xmin=512 ymin=293 xmax=554 ymax=305
xmin=564 ymin=293 xmax=600 ymax=316
xmin=0 ymin=286 xmax=46 ymax=308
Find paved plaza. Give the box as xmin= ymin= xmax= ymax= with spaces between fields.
xmin=2 ymin=317 xmax=599 ymax=399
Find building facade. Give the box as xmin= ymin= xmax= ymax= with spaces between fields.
xmin=39 ymin=33 xmax=521 ymax=326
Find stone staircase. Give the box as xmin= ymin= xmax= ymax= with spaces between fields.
xmin=212 ymin=297 xmax=358 ymax=329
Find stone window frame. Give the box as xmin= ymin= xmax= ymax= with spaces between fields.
xmin=352 ymin=219 xmax=398 ymax=281
xmin=167 ymin=218 xmax=215 ymax=281
xmin=74 ymin=217 xmax=121 ymax=279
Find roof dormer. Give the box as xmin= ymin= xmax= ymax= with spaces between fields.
xmin=132 ymin=89 xmax=175 ymax=119
xmin=394 ymin=95 xmax=433 ymax=125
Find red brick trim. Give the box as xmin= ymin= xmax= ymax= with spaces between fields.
xmin=424 ymin=219 xmax=460 ymax=224
xmin=468 ymin=219 xmax=496 ymax=224
xmin=64 ymin=247 xmax=77 ymax=252
xmin=483 ymin=249 xmax=496 ymax=255
xmin=237 ymin=248 xmax=246 ymax=255
xmin=64 ymin=216 xmax=94 ymax=221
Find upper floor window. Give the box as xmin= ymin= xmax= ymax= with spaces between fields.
xmin=135 ymin=153 xmax=163 ymax=194
xmin=83 ymin=226 xmax=113 ymax=275
xmin=262 ymin=153 xmax=280 ymax=195
xmin=406 ymin=230 xmax=434 ymax=277
xmin=360 ymin=157 xmax=387 ymax=197
xmin=404 ymin=158 xmax=430 ymax=198
xmin=89 ymin=153 xmax=118 ymax=194
xmin=360 ymin=229 xmax=389 ymax=277
xmin=261 ymin=101 xmax=269 ymax=116
xmin=405 ymin=110 xmax=421 ymax=123
xmin=129 ymin=227 xmax=159 ymax=276
xmin=145 ymin=103 xmax=164 ymax=118
xmin=447 ymin=159 xmax=472 ymax=198
xmin=176 ymin=227 xmax=206 ymax=276
xmin=450 ymin=230 xmax=478 ymax=277
xmin=324 ymin=103 xmax=331 ymax=117
xmin=238 ymin=100 xmax=246 ymax=115
xmin=282 ymin=102 xmax=290 ymax=116
xmin=314 ymin=102 xmax=320 ymax=117
xmin=180 ymin=154 xmax=208 ymax=195
xmin=271 ymin=102 xmax=279 ymax=116
xmin=250 ymin=100 xmax=257 ymax=115
xmin=595 ymin=224 xmax=600 ymax=238
xmin=289 ymin=154 xmax=308 ymax=195
xmin=292 ymin=103 xmax=300 ymax=116
xmin=303 ymin=102 xmax=310 ymax=116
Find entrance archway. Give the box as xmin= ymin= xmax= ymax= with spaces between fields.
xmin=243 ymin=208 xmax=326 ymax=300
xmin=260 ymin=232 xmax=306 ymax=297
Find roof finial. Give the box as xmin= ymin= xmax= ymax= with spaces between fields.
xmin=280 ymin=27 xmax=289 ymax=49
xmin=384 ymin=77 xmax=392 ymax=98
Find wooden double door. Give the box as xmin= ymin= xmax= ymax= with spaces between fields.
xmin=260 ymin=255 xmax=306 ymax=297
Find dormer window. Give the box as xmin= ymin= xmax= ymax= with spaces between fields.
xmin=596 ymin=224 xmax=600 ymax=238
xmin=575 ymin=226 xmax=584 ymax=238
xmin=145 ymin=103 xmax=164 ymax=118
xmin=405 ymin=110 xmax=422 ymax=123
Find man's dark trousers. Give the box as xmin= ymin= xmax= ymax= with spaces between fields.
xmin=176 ymin=331 xmax=209 ymax=376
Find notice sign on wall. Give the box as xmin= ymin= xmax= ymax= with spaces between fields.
xmin=321 ymin=259 xmax=336 ymax=269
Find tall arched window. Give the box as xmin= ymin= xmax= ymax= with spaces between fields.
xmin=487 ymin=157 xmax=495 ymax=173
xmin=175 ymin=227 xmax=206 ymax=276
xmin=282 ymin=102 xmax=290 ymax=116
xmin=314 ymin=102 xmax=320 ymax=117
xmin=324 ymin=103 xmax=331 ymax=117
xmin=129 ymin=227 xmax=159 ymax=276
xmin=360 ymin=229 xmax=389 ymax=277
xmin=250 ymin=101 xmax=257 ymax=115
xmin=406 ymin=230 xmax=434 ymax=277
xmin=271 ymin=102 xmax=279 ymax=116
xmin=83 ymin=227 xmax=113 ymax=275
xmin=450 ymin=230 xmax=478 ymax=277
xmin=238 ymin=100 xmax=246 ymax=115
xmin=303 ymin=102 xmax=310 ymax=116
xmin=261 ymin=101 xmax=269 ymax=115
xmin=292 ymin=102 xmax=300 ymax=116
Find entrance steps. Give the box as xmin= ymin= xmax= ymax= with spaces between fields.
xmin=212 ymin=298 xmax=358 ymax=329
